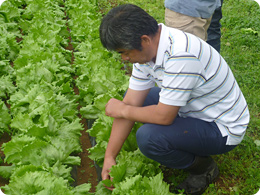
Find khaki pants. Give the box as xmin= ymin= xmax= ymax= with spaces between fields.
xmin=165 ymin=8 xmax=212 ymax=41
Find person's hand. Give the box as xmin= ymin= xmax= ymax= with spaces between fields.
xmin=105 ymin=98 xmax=126 ymax=118
xmin=102 ymin=156 xmax=116 ymax=191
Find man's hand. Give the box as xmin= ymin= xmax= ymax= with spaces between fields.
xmin=102 ymin=157 xmax=116 ymax=191
xmin=105 ymin=98 xmax=126 ymax=118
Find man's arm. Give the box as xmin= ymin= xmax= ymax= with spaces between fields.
xmin=101 ymin=118 xmax=134 ymax=190
xmin=105 ymin=94 xmax=180 ymax=125
xmin=101 ymin=88 xmax=151 ymax=186
xmin=124 ymin=102 xmax=179 ymax=125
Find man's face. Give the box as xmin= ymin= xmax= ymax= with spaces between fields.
xmin=117 ymin=49 xmax=151 ymax=64
xmin=117 ymin=48 xmax=153 ymax=64
xmin=116 ymin=35 xmax=158 ymax=64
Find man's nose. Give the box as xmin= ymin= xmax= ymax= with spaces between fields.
xmin=121 ymin=54 xmax=130 ymax=61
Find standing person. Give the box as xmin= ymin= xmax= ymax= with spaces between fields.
xmin=165 ymin=0 xmax=223 ymax=52
xmin=99 ymin=4 xmax=249 ymax=195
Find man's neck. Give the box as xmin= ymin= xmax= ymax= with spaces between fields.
xmin=152 ymin=24 xmax=162 ymax=63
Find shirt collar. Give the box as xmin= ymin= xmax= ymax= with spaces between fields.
xmin=154 ymin=23 xmax=169 ymax=66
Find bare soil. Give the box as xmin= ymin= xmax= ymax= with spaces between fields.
xmin=0 ymin=132 xmax=11 ymax=188
xmin=76 ymin=119 xmax=99 ymax=192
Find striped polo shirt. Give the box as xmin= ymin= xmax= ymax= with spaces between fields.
xmin=129 ymin=23 xmax=250 ymax=145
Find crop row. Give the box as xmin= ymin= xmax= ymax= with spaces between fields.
xmin=0 ymin=0 xmax=91 ymax=194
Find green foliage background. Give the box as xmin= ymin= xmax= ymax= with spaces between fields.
xmin=99 ymin=0 xmax=260 ymax=194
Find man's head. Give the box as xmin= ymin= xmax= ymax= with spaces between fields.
xmin=99 ymin=4 xmax=159 ymax=52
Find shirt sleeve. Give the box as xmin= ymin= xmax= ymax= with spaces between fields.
xmin=159 ymin=52 xmax=206 ymax=106
xmin=129 ymin=63 xmax=155 ymax=91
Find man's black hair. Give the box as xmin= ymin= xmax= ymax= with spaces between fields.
xmin=99 ymin=4 xmax=159 ymax=51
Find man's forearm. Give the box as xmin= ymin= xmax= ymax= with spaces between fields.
xmin=106 ymin=98 xmax=179 ymax=125
xmin=122 ymin=103 xmax=179 ymax=125
xmin=104 ymin=118 xmax=135 ymax=159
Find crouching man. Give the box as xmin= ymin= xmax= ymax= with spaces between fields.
xmin=99 ymin=4 xmax=250 ymax=194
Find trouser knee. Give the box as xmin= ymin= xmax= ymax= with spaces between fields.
xmin=136 ymin=124 xmax=195 ymax=169
xmin=136 ymin=125 xmax=153 ymax=158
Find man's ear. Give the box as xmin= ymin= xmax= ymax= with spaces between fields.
xmin=141 ymin=35 xmax=152 ymax=46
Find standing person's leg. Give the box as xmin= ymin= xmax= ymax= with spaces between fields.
xmin=207 ymin=0 xmax=223 ymax=52
xmin=165 ymin=8 xmax=211 ymax=41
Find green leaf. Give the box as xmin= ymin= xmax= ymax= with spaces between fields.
xmin=0 ymin=75 xmax=16 ymax=98
xmin=80 ymin=105 xmax=100 ymax=119
xmin=113 ymin=173 xmax=173 ymax=195
xmin=2 ymin=169 xmax=74 ymax=195
xmin=87 ymin=116 xmax=112 ymax=143
xmin=0 ymin=165 xmax=15 ymax=179
xmin=11 ymin=113 xmax=33 ymax=132
xmin=0 ymin=101 xmax=11 ymax=134
xmin=63 ymin=156 xmax=81 ymax=166
xmin=102 ymin=179 xmax=113 ymax=188
xmin=112 ymin=174 xmax=142 ymax=194
xmin=49 ymin=162 xmax=73 ymax=182
xmin=95 ymin=182 xmax=112 ymax=195
xmin=110 ymin=163 xmax=136 ymax=184
xmin=2 ymin=135 xmax=39 ymax=164
xmin=87 ymin=141 xmax=107 ymax=166
xmin=0 ymin=60 xmax=14 ymax=76
xmin=72 ymin=183 xmax=92 ymax=195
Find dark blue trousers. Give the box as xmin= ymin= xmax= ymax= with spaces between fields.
xmin=207 ymin=0 xmax=223 ymax=53
xmin=136 ymin=87 xmax=236 ymax=169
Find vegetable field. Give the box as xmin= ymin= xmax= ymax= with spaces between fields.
xmin=0 ymin=0 xmax=260 ymax=194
